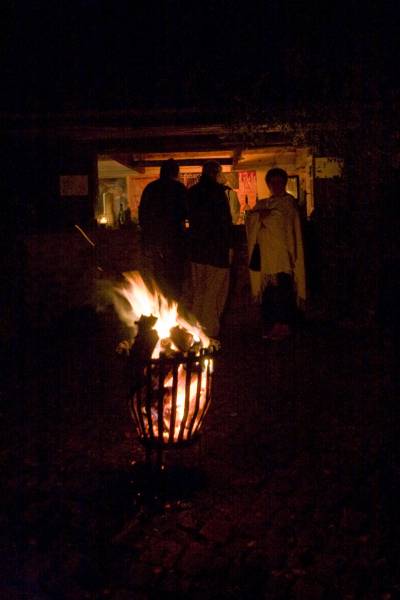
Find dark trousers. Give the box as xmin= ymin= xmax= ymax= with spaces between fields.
xmin=261 ymin=272 xmax=297 ymax=330
xmin=143 ymin=242 xmax=185 ymax=300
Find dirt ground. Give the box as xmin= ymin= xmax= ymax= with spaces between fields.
xmin=1 ymin=282 xmax=399 ymax=598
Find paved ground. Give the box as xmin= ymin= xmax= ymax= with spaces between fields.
xmin=1 ymin=295 xmax=399 ymax=599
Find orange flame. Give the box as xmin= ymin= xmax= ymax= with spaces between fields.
xmin=113 ymin=271 xmax=209 ymax=356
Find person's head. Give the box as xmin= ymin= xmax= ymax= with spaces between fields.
xmin=265 ymin=168 xmax=288 ymax=196
xmin=202 ymin=160 xmax=222 ymax=182
xmin=160 ymin=158 xmax=180 ymax=180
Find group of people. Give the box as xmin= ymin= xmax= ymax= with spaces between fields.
xmin=138 ymin=159 xmax=305 ymax=343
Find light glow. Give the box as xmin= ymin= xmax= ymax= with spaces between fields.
xmin=113 ymin=271 xmax=212 ymax=441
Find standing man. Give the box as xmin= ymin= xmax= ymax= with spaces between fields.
xmin=186 ymin=161 xmax=233 ymax=341
xmin=138 ymin=159 xmax=187 ymax=298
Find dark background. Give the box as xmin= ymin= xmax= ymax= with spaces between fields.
xmin=1 ymin=0 xmax=399 ymax=114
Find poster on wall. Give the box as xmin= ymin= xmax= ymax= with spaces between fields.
xmin=315 ymin=157 xmax=344 ymax=178
xmin=98 ymin=178 xmax=129 ymax=227
xmin=238 ymin=171 xmax=257 ymax=209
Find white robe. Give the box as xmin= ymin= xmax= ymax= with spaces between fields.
xmin=246 ymin=193 xmax=306 ymax=305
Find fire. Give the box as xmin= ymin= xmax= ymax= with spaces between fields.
xmin=157 ymin=366 xmax=205 ymax=440
xmin=113 ymin=271 xmax=214 ymax=443
xmin=114 ymin=271 xmax=209 ymax=357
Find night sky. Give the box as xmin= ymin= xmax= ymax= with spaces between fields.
xmin=1 ymin=1 xmax=399 ymax=114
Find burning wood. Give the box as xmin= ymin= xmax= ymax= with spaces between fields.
xmin=169 ymin=326 xmax=194 ymax=353
xmin=112 ymin=271 xmax=210 ymax=360
xmin=112 ymin=271 xmax=216 ymax=446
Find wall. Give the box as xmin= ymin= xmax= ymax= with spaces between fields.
xmin=20 ymin=228 xmax=142 ymax=331
xmin=0 ymin=139 xmax=96 ymax=233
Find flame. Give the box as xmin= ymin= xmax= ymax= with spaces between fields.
xmin=113 ymin=271 xmax=209 ymax=354
xmin=165 ymin=366 xmax=199 ymax=431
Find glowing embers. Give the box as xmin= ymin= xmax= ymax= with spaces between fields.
xmin=131 ymin=351 xmax=214 ymax=447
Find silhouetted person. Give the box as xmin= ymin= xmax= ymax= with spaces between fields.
xmin=138 ymin=159 xmax=187 ymax=298
xmin=186 ymin=161 xmax=233 ymax=340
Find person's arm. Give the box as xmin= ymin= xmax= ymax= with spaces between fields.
xmin=177 ymin=183 xmax=188 ymax=229
xmin=228 ymin=189 xmax=241 ymax=224
xmin=217 ymin=187 xmax=234 ymax=263
xmin=138 ymin=185 xmax=151 ymax=230
xmin=220 ymin=189 xmax=234 ymax=240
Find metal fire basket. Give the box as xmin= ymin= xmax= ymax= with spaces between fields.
xmin=129 ymin=348 xmax=215 ymax=458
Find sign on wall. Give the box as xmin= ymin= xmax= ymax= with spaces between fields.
xmin=60 ymin=175 xmax=89 ymax=196
xmin=315 ymin=158 xmax=344 ymax=179
xmin=238 ymin=171 xmax=257 ymax=208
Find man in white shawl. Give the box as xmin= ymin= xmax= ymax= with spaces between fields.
xmin=246 ymin=168 xmax=306 ymax=340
